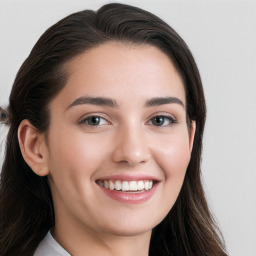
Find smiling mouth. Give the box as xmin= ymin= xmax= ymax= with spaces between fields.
xmin=96 ymin=180 xmax=157 ymax=192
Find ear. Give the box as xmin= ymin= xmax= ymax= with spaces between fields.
xmin=18 ymin=119 xmax=49 ymax=176
xmin=189 ymin=120 xmax=196 ymax=154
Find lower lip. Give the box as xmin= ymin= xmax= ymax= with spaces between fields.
xmin=97 ymin=183 xmax=159 ymax=204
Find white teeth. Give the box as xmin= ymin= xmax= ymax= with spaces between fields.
xmin=144 ymin=181 xmax=149 ymax=190
xmin=104 ymin=180 xmax=109 ymax=189
xmin=129 ymin=181 xmax=137 ymax=191
xmin=137 ymin=181 xmax=144 ymax=190
xmin=115 ymin=180 xmax=122 ymax=191
xmin=122 ymin=181 xmax=129 ymax=191
xmin=109 ymin=180 xmax=115 ymax=190
xmin=97 ymin=179 xmax=155 ymax=192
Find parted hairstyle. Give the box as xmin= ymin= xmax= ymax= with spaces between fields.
xmin=0 ymin=3 xmax=227 ymax=256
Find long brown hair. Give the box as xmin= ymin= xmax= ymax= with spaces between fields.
xmin=0 ymin=3 xmax=227 ymax=255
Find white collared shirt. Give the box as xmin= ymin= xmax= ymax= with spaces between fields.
xmin=34 ymin=231 xmax=71 ymax=256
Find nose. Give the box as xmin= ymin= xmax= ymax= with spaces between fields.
xmin=111 ymin=125 xmax=151 ymax=166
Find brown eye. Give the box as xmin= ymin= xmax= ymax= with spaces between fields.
xmin=150 ymin=115 xmax=176 ymax=127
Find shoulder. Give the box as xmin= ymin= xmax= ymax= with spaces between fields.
xmin=34 ymin=231 xmax=71 ymax=256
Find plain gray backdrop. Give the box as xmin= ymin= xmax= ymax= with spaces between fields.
xmin=0 ymin=0 xmax=255 ymax=255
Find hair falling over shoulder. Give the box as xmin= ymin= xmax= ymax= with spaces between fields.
xmin=0 ymin=3 xmax=228 ymax=256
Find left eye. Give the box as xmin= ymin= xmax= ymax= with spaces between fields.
xmin=81 ymin=116 xmax=108 ymax=126
xmin=149 ymin=115 xmax=176 ymax=127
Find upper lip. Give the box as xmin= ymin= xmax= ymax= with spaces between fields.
xmin=95 ymin=173 xmax=161 ymax=182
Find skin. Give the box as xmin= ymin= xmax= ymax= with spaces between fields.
xmin=19 ymin=42 xmax=195 ymax=256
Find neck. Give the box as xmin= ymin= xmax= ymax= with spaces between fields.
xmin=52 ymin=221 xmax=151 ymax=256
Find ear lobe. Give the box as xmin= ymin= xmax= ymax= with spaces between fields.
xmin=189 ymin=121 xmax=196 ymax=154
xmin=18 ymin=119 xmax=49 ymax=176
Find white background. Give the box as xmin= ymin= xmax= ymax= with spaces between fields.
xmin=0 ymin=0 xmax=255 ymax=255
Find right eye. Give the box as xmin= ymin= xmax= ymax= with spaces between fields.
xmin=80 ymin=116 xmax=109 ymax=126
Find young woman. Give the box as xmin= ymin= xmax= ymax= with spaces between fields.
xmin=0 ymin=3 xmax=228 ymax=256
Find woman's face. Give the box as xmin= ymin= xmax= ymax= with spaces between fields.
xmin=43 ymin=42 xmax=195 ymax=237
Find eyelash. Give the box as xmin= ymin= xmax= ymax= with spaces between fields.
xmin=79 ymin=114 xmax=177 ymax=127
xmin=147 ymin=115 xmax=177 ymax=127
xmin=79 ymin=115 xmax=110 ymax=126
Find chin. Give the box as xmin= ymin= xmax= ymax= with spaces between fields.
xmin=103 ymin=225 xmax=152 ymax=237
xmin=97 ymin=214 xmax=163 ymax=237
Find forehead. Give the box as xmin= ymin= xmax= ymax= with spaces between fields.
xmin=54 ymin=42 xmax=186 ymax=108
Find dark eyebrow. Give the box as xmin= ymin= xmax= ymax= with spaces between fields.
xmin=67 ymin=96 xmax=119 ymax=110
xmin=67 ymin=96 xmax=184 ymax=110
xmin=145 ymin=97 xmax=185 ymax=108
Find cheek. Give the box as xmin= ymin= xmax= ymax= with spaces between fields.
xmin=148 ymin=131 xmax=191 ymax=218
xmin=154 ymin=133 xmax=190 ymax=167
xmin=46 ymin=127 xmax=115 ymax=192
xmin=46 ymin=129 xmax=110 ymax=206
xmin=152 ymin=131 xmax=191 ymax=179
